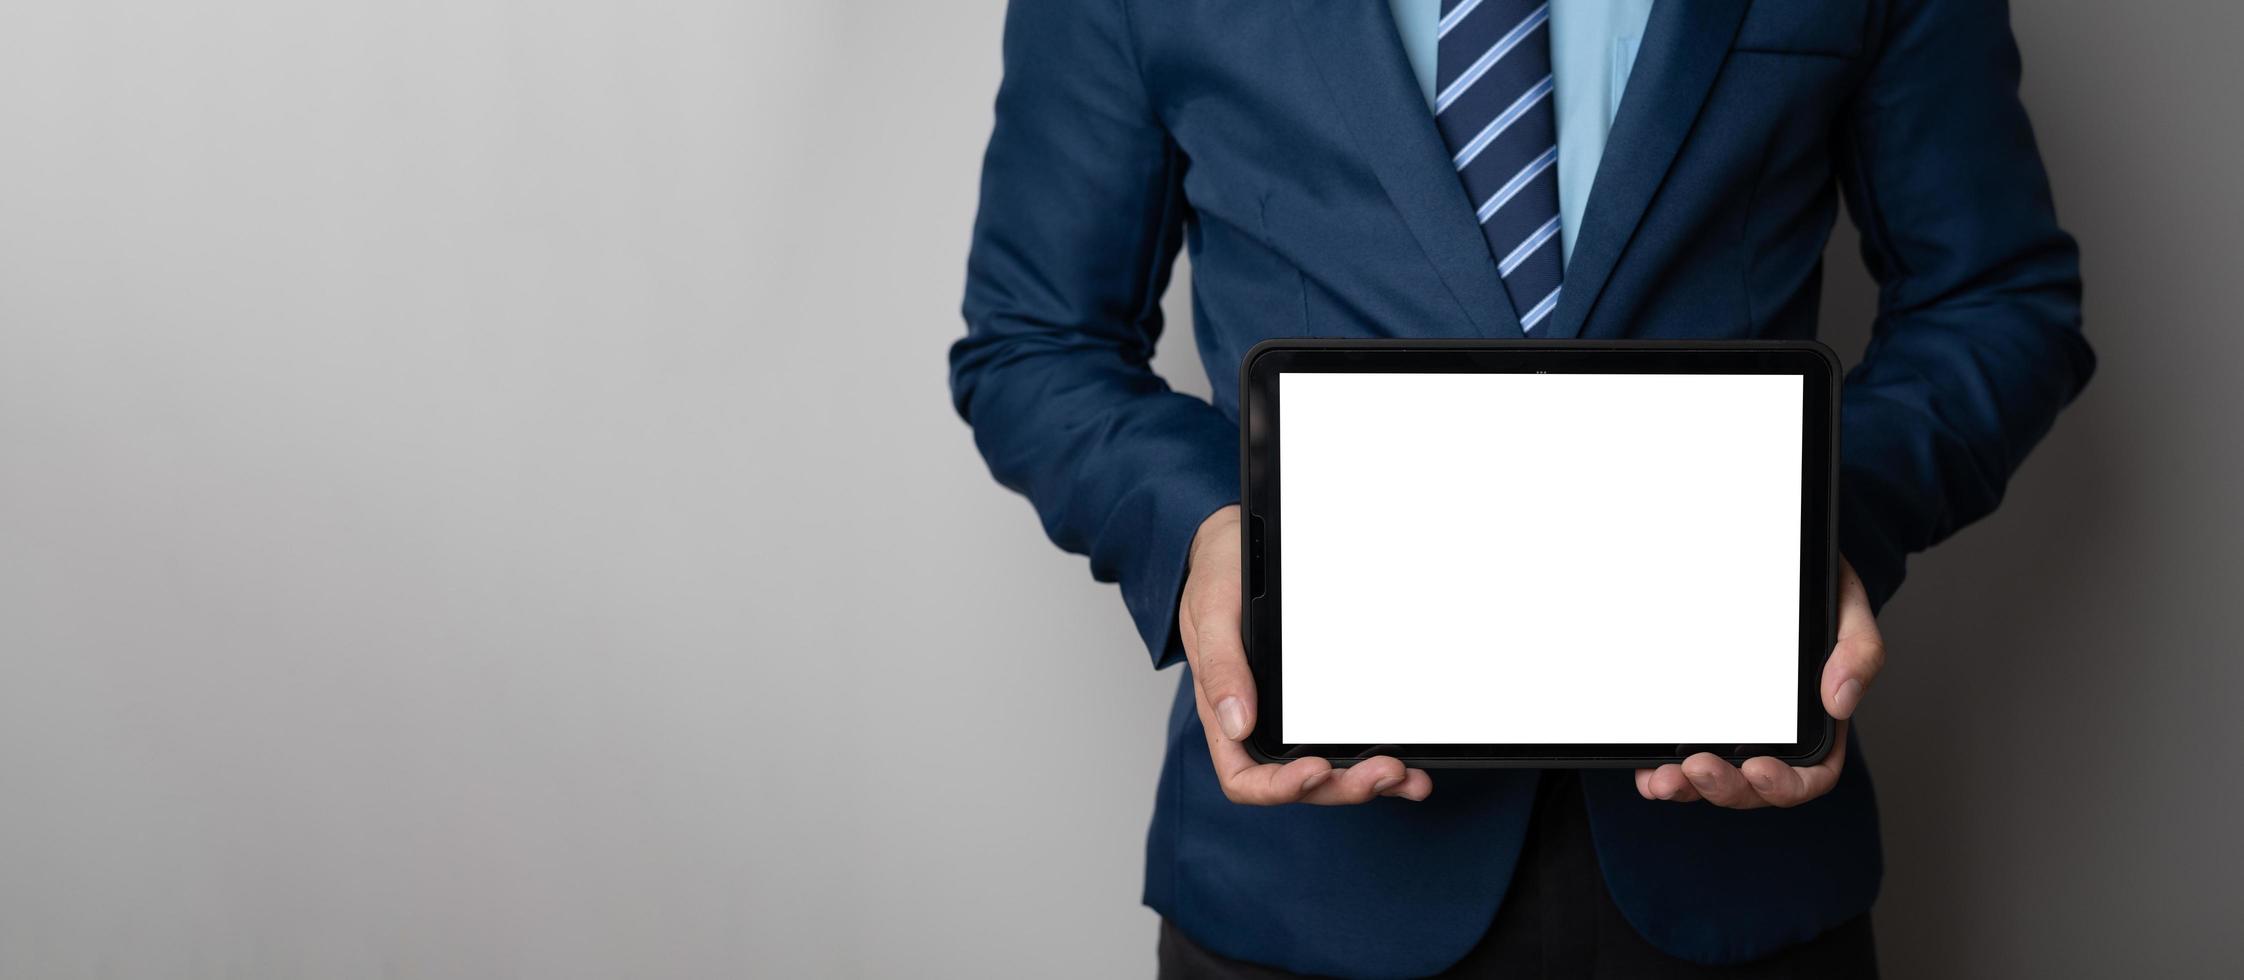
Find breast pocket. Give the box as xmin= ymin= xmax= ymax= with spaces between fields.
xmin=1733 ymin=0 xmax=1867 ymax=58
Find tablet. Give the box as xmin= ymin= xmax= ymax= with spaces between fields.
xmin=1239 ymin=340 xmax=1838 ymax=768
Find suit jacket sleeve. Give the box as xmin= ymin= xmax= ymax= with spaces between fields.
xmin=950 ymin=0 xmax=1235 ymax=667
xmin=1833 ymin=0 xmax=2096 ymax=610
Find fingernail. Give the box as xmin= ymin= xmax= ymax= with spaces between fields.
xmin=1300 ymin=770 xmax=1331 ymax=794
xmin=1373 ymin=775 xmax=1402 ymax=795
xmin=1216 ymin=697 xmax=1248 ymax=741
xmin=1835 ymin=678 xmax=1862 ymax=717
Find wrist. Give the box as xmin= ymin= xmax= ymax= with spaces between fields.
xmin=1189 ymin=504 xmax=1241 ymax=569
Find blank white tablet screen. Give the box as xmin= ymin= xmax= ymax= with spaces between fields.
xmin=1279 ymin=372 xmax=1801 ymax=745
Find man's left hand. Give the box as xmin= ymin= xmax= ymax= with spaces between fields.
xmin=1635 ymin=559 xmax=1885 ymax=808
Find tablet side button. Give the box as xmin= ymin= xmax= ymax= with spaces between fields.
xmin=1248 ymin=514 xmax=1268 ymax=599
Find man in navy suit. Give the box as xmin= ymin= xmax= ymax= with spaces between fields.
xmin=950 ymin=0 xmax=2091 ymax=975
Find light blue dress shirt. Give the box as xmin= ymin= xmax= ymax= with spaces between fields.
xmin=1389 ymin=0 xmax=1653 ymax=265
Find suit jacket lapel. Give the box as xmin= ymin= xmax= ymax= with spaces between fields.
xmin=1289 ymin=0 xmax=1523 ymax=339
xmin=1540 ymin=0 xmax=1748 ymax=339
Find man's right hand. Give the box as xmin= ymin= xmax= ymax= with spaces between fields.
xmin=1180 ymin=505 xmax=1432 ymax=805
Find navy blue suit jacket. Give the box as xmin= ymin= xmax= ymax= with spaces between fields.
xmin=951 ymin=0 xmax=2091 ymax=974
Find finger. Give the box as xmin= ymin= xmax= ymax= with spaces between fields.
xmin=1682 ymin=753 xmax=1766 ymax=809
xmin=1775 ymin=721 xmax=1851 ymax=806
xmin=1383 ymin=768 xmax=1433 ymax=802
xmin=1193 ymin=674 xmax=1331 ymax=805
xmin=1738 ymin=756 xmax=1805 ymax=805
xmin=1182 ymin=590 xmax=1257 ymax=743
xmin=1207 ymin=734 xmax=1332 ymax=806
xmin=1740 ymin=722 xmax=1850 ymax=807
xmin=1304 ymin=755 xmax=1407 ymax=805
xmin=1645 ymin=763 xmax=1701 ymax=803
xmin=1216 ymin=756 xmax=1333 ymax=805
xmin=1633 ymin=768 xmax=1655 ymax=800
xmin=1793 ymin=720 xmax=1849 ymax=802
xmin=1822 ymin=562 xmax=1886 ymax=720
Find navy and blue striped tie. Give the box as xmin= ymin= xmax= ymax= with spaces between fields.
xmin=1433 ymin=0 xmax=1563 ymax=332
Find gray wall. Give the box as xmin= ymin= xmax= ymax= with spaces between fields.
xmin=0 ymin=0 xmax=2234 ymax=977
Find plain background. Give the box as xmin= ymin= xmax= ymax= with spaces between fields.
xmin=0 ymin=0 xmax=2236 ymax=977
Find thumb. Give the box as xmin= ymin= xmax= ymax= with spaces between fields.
xmin=1822 ymin=560 xmax=1885 ymax=720
xmin=1181 ymin=513 xmax=1255 ymax=742
xmin=1189 ymin=596 xmax=1256 ymax=741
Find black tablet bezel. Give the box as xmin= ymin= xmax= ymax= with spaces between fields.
xmin=1239 ymin=339 xmax=1839 ymax=768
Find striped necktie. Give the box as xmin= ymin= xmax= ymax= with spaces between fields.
xmin=1432 ymin=0 xmax=1564 ymax=333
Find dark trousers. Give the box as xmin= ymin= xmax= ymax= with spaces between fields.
xmin=1158 ymin=771 xmax=1877 ymax=979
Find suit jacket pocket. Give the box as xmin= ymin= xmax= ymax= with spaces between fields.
xmin=1734 ymin=0 xmax=1867 ymax=58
